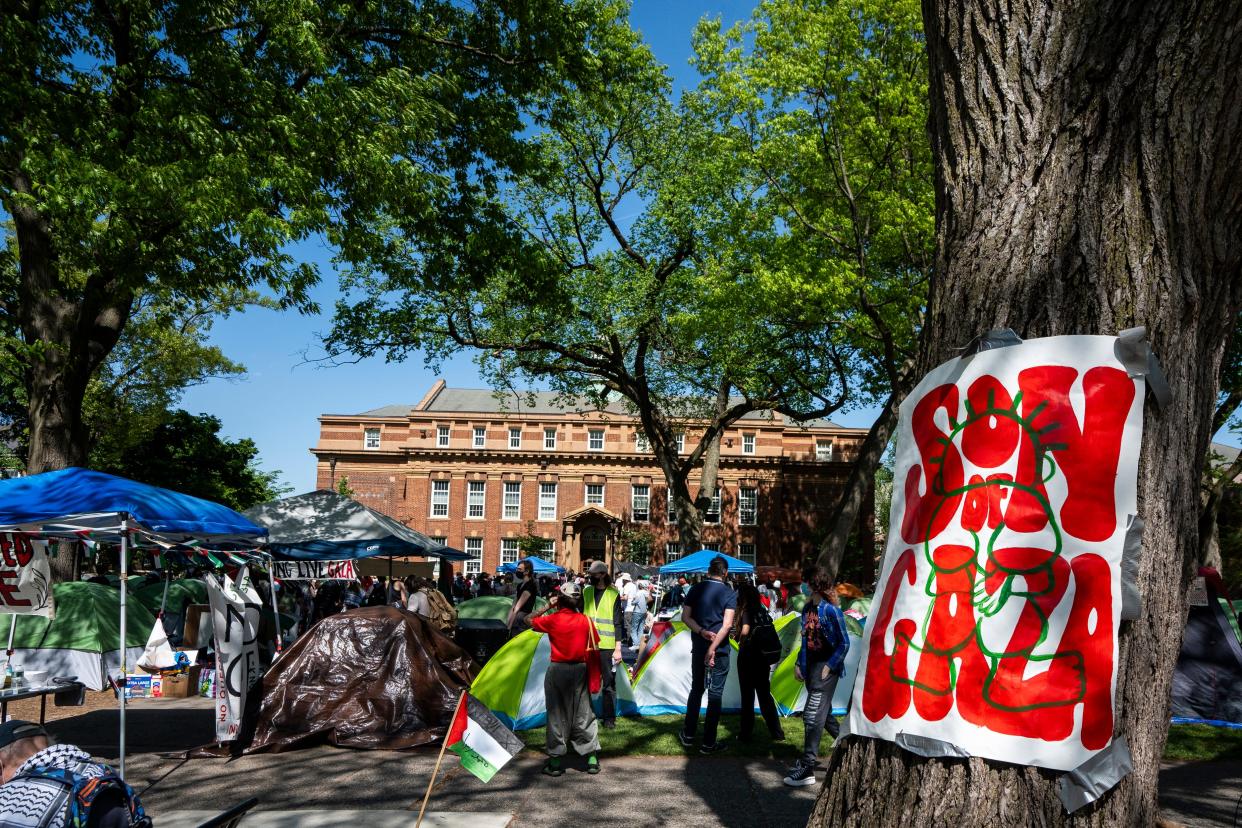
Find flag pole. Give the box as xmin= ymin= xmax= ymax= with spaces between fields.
xmin=415 ymin=690 xmax=465 ymax=828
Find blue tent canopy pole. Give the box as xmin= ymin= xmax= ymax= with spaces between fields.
xmin=119 ymin=518 xmax=129 ymax=780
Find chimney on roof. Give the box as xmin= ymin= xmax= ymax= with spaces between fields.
xmin=415 ymin=379 xmax=447 ymax=411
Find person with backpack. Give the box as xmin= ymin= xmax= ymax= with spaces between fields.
xmin=733 ymin=583 xmax=785 ymax=743
xmin=409 ymin=578 xmax=457 ymax=636
xmin=0 ymin=720 xmax=150 ymax=828
xmin=783 ymin=567 xmax=849 ymax=787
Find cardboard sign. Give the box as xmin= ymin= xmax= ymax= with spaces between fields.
xmin=205 ymin=567 xmax=263 ymax=742
xmin=271 ymin=559 xmax=357 ymax=581
xmin=0 ymin=534 xmax=53 ymax=616
xmin=849 ymin=336 xmax=1145 ymax=771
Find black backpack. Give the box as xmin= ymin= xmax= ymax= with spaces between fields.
xmin=746 ymin=607 xmax=783 ymax=666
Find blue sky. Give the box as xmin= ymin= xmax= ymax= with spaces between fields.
xmin=180 ymin=2 xmax=789 ymax=494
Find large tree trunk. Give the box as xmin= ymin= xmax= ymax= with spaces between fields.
xmin=812 ymin=1 xmax=1242 ymax=825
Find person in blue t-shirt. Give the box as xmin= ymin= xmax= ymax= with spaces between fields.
xmin=783 ymin=566 xmax=850 ymax=787
xmin=679 ymin=555 xmax=737 ymax=753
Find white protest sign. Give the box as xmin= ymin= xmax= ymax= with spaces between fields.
xmin=849 ymin=335 xmax=1144 ymax=771
xmin=0 ymin=534 xmax=53 ymax=616
xmin=205 ymin=566 xmax=263 ymax=742
xmin=271 ymin=559 xmax=357 ymax=581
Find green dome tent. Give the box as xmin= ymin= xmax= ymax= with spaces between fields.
xmin=456 ymin=595 xmax=548 ymax=624
xmin=133 ymin=578 xmax=207 ymax=617
xmin=2 ymin=582 xmax=156 ymax=690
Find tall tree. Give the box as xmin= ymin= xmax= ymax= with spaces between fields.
xmin=812 ymin=2 xmax=1242 ymax=826
xmin=692 ymin=0 xmax=932 ymax=578
xmin=1 ymin=0 xmax=611 ymax=477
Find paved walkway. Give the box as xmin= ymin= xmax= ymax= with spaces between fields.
xmin=43 ymin=698 xmax=1239 ymax=827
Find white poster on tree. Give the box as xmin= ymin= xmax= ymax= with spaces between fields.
xmin=205 ymin=566 xmax=263 ymax=742
xmin=849 ymin=336 xmax=1145 ymax=771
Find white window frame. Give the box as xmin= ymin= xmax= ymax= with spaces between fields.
xmin=473 ymin=426 xmax=486 ymax=448
xmin=464 ymin=538 xmax=483 ymax=575
xmin=364 ymin=428 xmax=381 ymax=450
xmin=705 ymin=487 xmax=721 ymax=524
xmin=588 ymin=429 xmax=604 ymax=451
xmin=430 ymin=479 xmax=449 ymax=518
xmin=665 ymin=542 xmax=682 ymax=562
xmin=742 ymin=433 xmax=755 ymax=455
xmin=436 ymin=425 xmax=450 ymax=447
xmin=544 ymin=428 xmax=557 ymax=450
xmin=816 ymin=439 xmax=834 ymax=461
xmin=739 ymin=487 xmax=757 ymax=526
xmin=675 ymin=433 xmax=684 ymax=453
xmin=738 ymin=542 xmax=756 ymax=565
xmin=635 ymin=432 xmax=650 ymax=453
xmin=540 ymin=539 xmax=555 ymax=559
xmin=467 ymin=480 xmax=486 ymax=519
xmin=539 ymin=482 xmax=558 ymax=520
xmin=667 ymin=490 xmax=677 ymax=522
xmin=585 ymin=483 xmax=604 ymax=506
xmin=509 ymin=427 xmax=522 ymax=449
xmin=501 ymin=538 xmax=519 ymax=565
xmin=632 ymin=484 xmax=650 ymax=523
xmin=503 ymin=481 xmax=521 ymax=520
xmin=702 ymin=541 xmax=721 ymax=552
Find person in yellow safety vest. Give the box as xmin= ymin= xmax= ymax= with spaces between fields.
xmin=583 ymin=560 xmax=624 ymax=728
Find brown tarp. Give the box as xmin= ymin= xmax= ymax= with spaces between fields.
xmin=236 ymin=605 xmax=476 ymax=753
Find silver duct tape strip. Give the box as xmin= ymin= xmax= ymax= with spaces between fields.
xmin=1121 ymin=515 xmax=1144 ymax=620
xmin=957 ymin=328 xmax=1024 ymax=357
xmin=1058 ymin=736 xmax=1133 ymax=813
xmin=1116 ymin=327 xmax=1172 ymax=410
xmin=895 ymin=731 xmax=972 ymax=759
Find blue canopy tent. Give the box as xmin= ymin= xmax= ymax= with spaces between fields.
xmin=499 ymin=556 xmax=565 ymax=575
xmin=659 ymin=550 xmax=755 ymax=575
xmin=242 ymin=490 xmax=467 ymax=561
xmin=0 ymin=467 xmax=267 ymax=777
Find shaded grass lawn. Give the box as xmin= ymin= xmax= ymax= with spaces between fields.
xmin=520 ymin=716 xmax=1242 ymax=763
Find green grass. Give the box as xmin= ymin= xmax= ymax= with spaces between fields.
xmin=518 ymin=713 xmax=835 ymax=759
xmin=519 ymin=716 xmax=1242 ymax=764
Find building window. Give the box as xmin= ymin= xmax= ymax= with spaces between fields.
xmin=635 ymin=432 xmax=650 ymax=453
xmin=544 ymin=428 xmax=557 ymax=450
xmin=667 ymin=490 xmax=677 ymax=522
xmin=705 ymin=487 xmax=721 ymax=524
xmin=503 ymin=482 xmax=521 ymax=520
xmin=473 ymin=426 xmax=486 ymax=448
xmin=739 ymin=487 xmax=757 ymax=526
xmin=738 ymin=543 xmax=756 ymax=565
xmin=585 ymin=483 xmax=604 ymax=506
xmin=665 ymin=542 xmax=682 ymax=562
xmin=743 ymin=433 xmax=755 ymax=454
xmin=430 ymin=480 xmax=449 ymax=518
xmin=816 ymin=440 xmax=834 ymax=461
xmin=467 ymin=480 xmax=486 ymax=518
xmin=509 ymin=427 xmax=522 ymax=449
xmin=675 ymin=434 xmax=684 ymax=453
xmin=364 ymin=428 xmax=380 ymax=450
xmin=540 ymin=540 xmax=555 ymax=560
xmin=437 ymin=425 xmax=450 ymax=447
xmin=702 ymin=541 xmax=721 ymax=552
xmin=501 ymin=538 xmax=519 ymax=565
xmin=588 ymin=429 xmax=604 ymax=451
xmin=539 ymin=482 xmax=558 ymax=520
xmin=428 ymin=536 xmax=447 ymax=546
xmin=465 ymin=538 xmax=482 ymax=575
xmin=632 ymin=484 xmax=650 ymax=522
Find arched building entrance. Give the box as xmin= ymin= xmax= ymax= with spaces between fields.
xmin=561 ymin=506 xmax=622 ymax=572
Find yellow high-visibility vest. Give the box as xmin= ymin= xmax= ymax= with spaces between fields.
xmin=583 ymin=585 xmax=620 ymax=648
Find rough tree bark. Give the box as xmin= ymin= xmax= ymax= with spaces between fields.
xmin=811 ymin=1 xmax=1242 ymax=825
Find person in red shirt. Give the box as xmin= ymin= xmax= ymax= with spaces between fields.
xmin=530 ymin=582 xmax=601 ymax=776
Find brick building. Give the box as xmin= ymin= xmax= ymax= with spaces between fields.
xmin=312 ymin=381 xmax=873 ymax=576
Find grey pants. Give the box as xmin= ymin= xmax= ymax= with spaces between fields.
xmin=545 ymin=662 xmax=600 ymax=757
xmin=802 ymin=663 xmax=841 ymax=764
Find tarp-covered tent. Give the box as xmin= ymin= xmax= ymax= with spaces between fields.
xmin=1172 ymin=571 xmax=1242 ymax=726
xmin=498 ymin=556 xmax=564 ymax=575
xmin=232 ymin=606 xmax=476 ymax=752
xmin=3 ymin=582 xmax=156 ymax=690
xmin=659 ymin=550 xmax=754 ymax=575
xmin=243 ymin=490 xmax=466 ymax=561
xmin=471 ymin=629 xmax=637 ymax=729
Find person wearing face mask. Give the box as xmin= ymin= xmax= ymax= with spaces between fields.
xmin=581 ymin=560 xmax=624 ymax=728
xmin=506 ymin=559 xmax=538 ymax=637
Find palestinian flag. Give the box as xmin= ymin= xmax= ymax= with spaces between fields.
xmin=446 ymin=693 xmax=524 ymax=783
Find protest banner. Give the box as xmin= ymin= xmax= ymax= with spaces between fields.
xmin=271 ymin=559 xmax=357 ymax=581
xmin=205 ymin=566 xmax=263 ymax=742
xmin=849 ymin=335 xmax=1145 ymax=771
xmin=0 ymin=534 xmax=53 ymax=616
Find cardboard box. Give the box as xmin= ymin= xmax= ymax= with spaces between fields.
xmin=182 ymin=605 xmax=212 ymax=649
xmin=124 ymin=675 xmax=163 ymax=699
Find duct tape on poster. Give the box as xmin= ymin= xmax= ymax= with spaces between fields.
xmin=271 ymin=559 xmax=357 ymax=581
xmin=0 ymin=534 xmax=53 ymax=616
xmin=205 ymin=566 xmax=263 ymax=742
